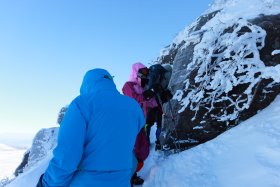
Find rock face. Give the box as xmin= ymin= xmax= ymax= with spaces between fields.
xmin=14 ymin=128 xmax=58 ymax=176
xmin=14 ymin=106 xmax=67 ymax=176
xmin=159 ymin=12 xmax=280 ymax=151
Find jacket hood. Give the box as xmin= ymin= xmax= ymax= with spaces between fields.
xmin=80 ymin=68 xmax=116 ymax=95
xmin=128 ymin=62 xmax=146 ymax=84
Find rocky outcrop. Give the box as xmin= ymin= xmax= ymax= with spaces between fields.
xmin=14 ymin=128 xmax=58 ymax=176
xmin=159 ymin=12 xmax=280 ymax=151
xmin=14 ymin=105 xmax=68 ymax=176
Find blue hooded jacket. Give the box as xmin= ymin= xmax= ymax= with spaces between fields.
xmin=42 ymin=69 xmax=145 ymax=187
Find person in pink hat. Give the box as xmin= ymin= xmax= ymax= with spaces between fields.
xmin=122 ymin=62 xmax=158 ymax=186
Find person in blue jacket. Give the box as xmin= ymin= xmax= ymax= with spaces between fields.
xmin=37 ymin=68 xmax=145 ymax=187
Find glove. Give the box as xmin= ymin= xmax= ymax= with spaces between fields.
xmin=160 ymin=89 xmax=173 ymax=103
xmin=150 ymin=84 xmax=163 ymax=94
xmin=143 ymin=89 xmax=155 ymax=100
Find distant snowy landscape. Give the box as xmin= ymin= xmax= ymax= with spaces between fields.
xmin=0 ymin=133 xmax=33 ymax=182
xmin=0 ymin=144 xmax=26 ymax=180
xmin=0 ymin=133 xmax=34 ymax=150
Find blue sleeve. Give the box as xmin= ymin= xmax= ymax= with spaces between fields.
xmin=42 ymin=99 xmax=87 ymax=187
xmin=138 ymin=104 xmax=145 ymax=130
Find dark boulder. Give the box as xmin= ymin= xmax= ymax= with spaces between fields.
xmin=159 ymin=13 xmax=280 ymax=151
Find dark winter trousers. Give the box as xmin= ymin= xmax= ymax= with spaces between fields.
xmin=146 ymin=106 xmax=162 ymax=144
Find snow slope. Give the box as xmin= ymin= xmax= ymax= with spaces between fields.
xmin=4 ymin=154 xmax=51 ymax=187
xmin=142 ymin=96 xmax=280 ymax=187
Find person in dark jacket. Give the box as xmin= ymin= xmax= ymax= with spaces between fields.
xmin=37 ymin=68 xmax=145 ymax=187
xmin=143 ymin=64 xmax=173 ymax=150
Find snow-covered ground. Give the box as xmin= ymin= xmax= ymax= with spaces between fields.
xmin=0 ymin=144 xmax=26 ymax=180
xmin=4 ymin=153 xmax=51 ymax=187
xmin=4 ymin=95 xmax=280 ymax=187
xmin=142 ymin=96 xmax=280 ymax=187
xmin=0 ymin=133 xmax=33 ymax=186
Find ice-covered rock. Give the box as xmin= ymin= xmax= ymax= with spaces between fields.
xmin=159 ymin=0 xmax=280 ymax=151
xmin=14 ymin=128 xmax=58 ymax=176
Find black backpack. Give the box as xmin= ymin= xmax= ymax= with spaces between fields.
xmin=146 ymin=64 xmax=172 ymax=91
xmin=144 ymin=64 xmax=173 ymax=103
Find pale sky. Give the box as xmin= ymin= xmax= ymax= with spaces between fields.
xmin=0 ymin=0 xmax=213 ymax=134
